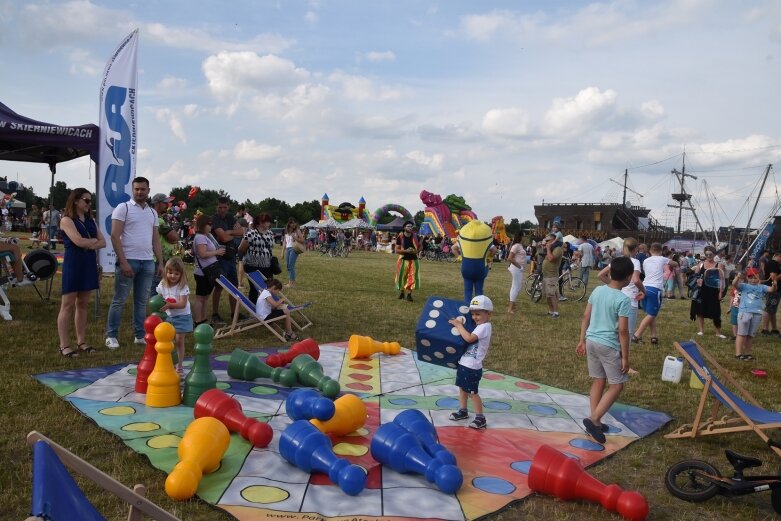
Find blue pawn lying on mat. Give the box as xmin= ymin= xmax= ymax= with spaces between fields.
xmin=415 ymin=296 xmax=476 ymax=368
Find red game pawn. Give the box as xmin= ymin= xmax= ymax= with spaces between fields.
xmin=194 ymin=389 xmax=273 ymax=448
xmin=528 ymin=444 xmax=649 ymax=521
xmin=266 ymin=338 xmax=320 ymax=368
xmin=135 ymin=314 xmax=164 ymax=393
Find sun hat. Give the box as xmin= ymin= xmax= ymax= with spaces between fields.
xmin=151 ymin=193 xmax=171 ymax=204
xmin=469 ymin=295 xmax=493 ymax=312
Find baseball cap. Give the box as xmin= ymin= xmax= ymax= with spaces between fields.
xmin=469 ymin=295 xmax=493 ymax=312
xmin=151 ymin=193 xmax=171 ymax=204
xmin=746 ymin=268 xmax=759 ymax=277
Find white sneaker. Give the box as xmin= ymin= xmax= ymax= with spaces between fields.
xmin=105 ymin=337 xmax=120 ymax=350
xmin=134 ymin=337 xmax=146 ymax=345
xmin=696 ymin=331 xmax=704 ymax=336
xmin=558 ymin=295 xmax=568 ymax=301
xmin=716 ymin=334 xmax=727 ymax=339
xmin=10 ymin=277 xmax=33 ymax=287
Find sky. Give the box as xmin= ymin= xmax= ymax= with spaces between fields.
xmin=2 ymin=0 xmax=781 ymax=233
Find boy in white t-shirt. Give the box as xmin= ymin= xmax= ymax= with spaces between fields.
xmin=633 ymin=242 xmax=678 ymax=344
xmin=448 ymin=295 xmax=493 ymax=430
xmin=255 ymin=278 xmax=299 ymax=342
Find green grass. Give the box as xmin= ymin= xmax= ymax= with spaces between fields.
xmin=3 ymin=235 xmax=781 ymax=520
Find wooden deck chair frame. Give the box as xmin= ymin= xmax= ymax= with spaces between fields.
xmin=665 ymin=341 xmax=781 ymax=458
xmin=247 ymin=271 xmax=312 ymax=331
xmin=25 ymin=430 xmax=181 ymax=521
xmin=212 ymin=275 xmax=287 ymax=342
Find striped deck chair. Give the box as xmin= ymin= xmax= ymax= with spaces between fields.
xmin=213 ymin=275 xmax=288 ymax=342
xmin=247 ymin=271 xmax=313 ymax=331
xmin=665 ymin=340 xmax=781 ymax=458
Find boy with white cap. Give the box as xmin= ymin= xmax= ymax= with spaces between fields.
xmin=448 ymin=295 xmax=493 ymax=429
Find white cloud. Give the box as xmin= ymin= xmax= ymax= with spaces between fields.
xmin=157 ymin=76 xmax=189 ymax=91
xmin=482 ymin=107 xmax=531 ymax=138
xmin=67 ymin=48 xmax=102 ymax=76
xmin=362 ymin=50 xmax=396 ymax=63
xmin=231 ymin=140 xmax=283 ymax=161
xmin=203 ymin=52 xmax=311 ymax=100
xmin=405 ymin=150 xmax=444 ymax=170
xmin=143 ymin=23 xmax=293 ymax=54
xmin=305 ymin=11 xmax=318 ymax=24
xmin=542 ymin=87 xmax=618 ymax=136
xmin=328 ymin=71 xmax=405 ymax=101
xmin=640 ymin=100 xmax=665 ymax=120
xmin=155 ymin=108 xmax=187 ymax=143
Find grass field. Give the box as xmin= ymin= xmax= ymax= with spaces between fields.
xmin=3 ymin=235 xmax=781 ymax=520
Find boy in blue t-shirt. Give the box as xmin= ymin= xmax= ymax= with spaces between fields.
xmin=576 ymin=256 xmax=633 ymax=444
xmin=733 ymin=267 xmax=777 ymax=360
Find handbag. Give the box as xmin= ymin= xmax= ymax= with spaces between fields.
xmin=292 ymin=240 xmax=305 ymax=255
xmin=270 ymin=256 xmax=282 ymax=275
xmin=201 ymin=261 xmax=225 ymax=282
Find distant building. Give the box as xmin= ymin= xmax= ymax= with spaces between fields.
xmin=533 ymin=202 xmax=673 ymax=243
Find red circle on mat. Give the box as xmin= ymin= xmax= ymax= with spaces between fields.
xmin=346 ymin=382 xmax=372 ymax=391
xmin=349 ymin=363 xmax=372 ymax=370
xmin=484 ymin=373 xmax=504 ymax=381
xmin=515 ymin=381 xmax=540 ymax=390
xmin=347 ymin=373 xmax=372 ymax=382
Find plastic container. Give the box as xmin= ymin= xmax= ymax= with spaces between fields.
xmin=689 ymin=370 xmax=704 ymax=389
xmin=662 ymin=356 xmax=684 ymax=383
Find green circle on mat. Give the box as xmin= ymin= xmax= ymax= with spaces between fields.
xmin=250 ymin=385 xmax=277 ymax=396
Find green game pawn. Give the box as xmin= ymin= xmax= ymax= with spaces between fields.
xmin=228 ymin=349 xmax=297 ymax=387
xmin=289 ymin=354 xmax=340 ymax=398
xmin=182 ymin=323 xmax=218 ymax=407
xmin=148 ymin=294 xmax=167 ymax=320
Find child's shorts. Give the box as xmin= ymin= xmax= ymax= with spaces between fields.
xmin=264 ymin=308 xmax=285 ymax=321
xmin=167 ymin=313 xmax=194 ymax=334
xmin=455 ymin=365 xmax=483 ymax=394
xmin=729 ymin=306 xmax=739 ymax=326
xmin=586 ymin=339 xmax=628 ymax=385
xmin=642 ymin=287 xmax=663 ymax=317
xmin=737 ymin=312 xmax=762 ymax=337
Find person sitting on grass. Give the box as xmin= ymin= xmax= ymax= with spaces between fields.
xmin=448 ymin=295 xmax=493 ymax=430
xmin=733 ymin=267 xmax=776 ymax=361
xmin=255 ymin=278 xmax=299 ymax=342
xmin=576 ymin=256 xmax=633 ymax=444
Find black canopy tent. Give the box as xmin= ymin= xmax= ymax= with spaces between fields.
xmin=0 ymin=101 xmax=99 ymax=203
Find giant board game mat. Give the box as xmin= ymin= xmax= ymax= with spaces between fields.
xmin=35 ymin=342 xmax=671 ymax=520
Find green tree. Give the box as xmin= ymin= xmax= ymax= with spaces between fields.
xmin=506 ymin=218 xmax=521 ymax=237
xmin=414 ymin=210 xmax=424 ymax=227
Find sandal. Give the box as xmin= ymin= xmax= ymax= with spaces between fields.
xmin=631 ymin=335 xmax=643 ymax=344
xmin=59 ymin=346 xmax=79 ymax=358
xmin=77 ymin=342 xmax=96 ymax=354
xmin=650 ymin=337 xmax=659 ymax=345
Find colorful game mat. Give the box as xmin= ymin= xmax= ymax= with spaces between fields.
xmin=35 ymin=342 xmax=671 ymax=520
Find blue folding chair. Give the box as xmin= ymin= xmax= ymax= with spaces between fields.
xmin=26 ymin=431 xmax=179 ymax=521
xmin=247 ymin=271 xmax=313 ymax=331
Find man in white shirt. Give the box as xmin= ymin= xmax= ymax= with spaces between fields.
xmin=104 ymin=177 xmax=164 ymax=350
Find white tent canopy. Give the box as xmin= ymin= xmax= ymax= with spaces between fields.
xmin=562 ymin=234 xmax=578 ymax=244
xmin=340 ymin=218 xmax=374 ymax=230
xmin=598 ymin=237 xmax=624 ymax=251
xmin=301 ymin=219 xmax=319 ymax=228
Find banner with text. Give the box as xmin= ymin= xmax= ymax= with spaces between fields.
xmin=97 ymin=29 xmax=138 ymax=274
xmin=749 ymin=220 xmax=775 ymax=262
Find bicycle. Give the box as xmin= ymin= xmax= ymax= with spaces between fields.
xmin=665 ymin=443 xmax=781 ymax=513
xmin=526 ymin=267 xmax=586 ymax=303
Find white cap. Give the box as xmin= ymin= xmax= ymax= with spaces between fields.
xmin=469 ymin=295 xmax=493 ymax=312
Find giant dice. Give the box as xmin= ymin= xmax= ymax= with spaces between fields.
xmin=415 ymin=296 xmax=476 ymax=368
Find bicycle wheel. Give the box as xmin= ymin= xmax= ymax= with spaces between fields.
xmin=531 ymin=281 xmax=543 ymax=303
xmin=446 ymin=252 xmax=456 ymax=263
xmin=664 ymin=460 xmax=721 ymax=502
xmin=525 ymin=274 xmax=538 ymax=296
xmin=563 ymin=277 xmax=587 ymax=302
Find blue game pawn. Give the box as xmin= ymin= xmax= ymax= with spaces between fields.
xmin=285 ymin=389 xmax=336 ymax=422
xmin=370 ymin=422 xmax=463 ymax=494
xmin=393 ymin=409 xmax=456 ymax=465
xmin=280 ymin=420 xmax=366 ymax=496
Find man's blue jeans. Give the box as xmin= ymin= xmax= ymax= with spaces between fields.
xmin=106 ymin=259 xmax=155 ymax=339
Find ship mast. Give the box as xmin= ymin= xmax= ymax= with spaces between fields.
xmin=667 ymin=152 xmax=704 ymax=237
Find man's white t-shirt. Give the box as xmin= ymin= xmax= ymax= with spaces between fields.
xmin=642 ymin=255 xmax=670 ymax=290
xmin=458 ymin=322 xmax=492 ymax=370
xmin=112 ymin=200 xmax=158 ymax=261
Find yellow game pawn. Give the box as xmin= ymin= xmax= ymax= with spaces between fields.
xmin=146 ymin=322 xmax=181 ymax=408
xmin=310 ymin=394 xmax=367 ymax=436
xmin=165 ymin=416 xmax=230 ymax=500
xmin=348 ymin=334 xmax=401 ymax=359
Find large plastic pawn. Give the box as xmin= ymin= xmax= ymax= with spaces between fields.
xmin=194 ymin=388 xmax=273 ymax=448
xmin=393 ymin=409 xmax=456 ymax=465
xmin=135 ymin=314 xmax=164 ymax=393
xmin=148 ymin=294 xmax=167 ymax=320
xmin=370 ymin=422 xmax=463 ymax=494
xmin=266 ymin=338 xmax=320 ymax=368
xmin=310 ymin=394 xmax=366 ymax=436
xmin=165 ymin=416 xmax=230 ymax=501
xmin=280 ymin=420 xmax=366 ymax=496
xmin=289 ymin=354 xmax=340 ymax=398
xmin=286 ymin=388 xmax=335 ymax=421
xmin=182 ymin=323 xmax=218 ymax=406
xmin=146 ymin=322 xmax=181 ymax=408
xmin=348 ymin=335 xmax=401 ymax=359
xmin=227 ymin=349 xmax=297 ymax=387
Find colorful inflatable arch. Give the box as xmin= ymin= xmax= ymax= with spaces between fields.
xmin=418 ymin=190 xmax=477 ymax=239
xmin=370 ymin=204 xmax=414 ymax=227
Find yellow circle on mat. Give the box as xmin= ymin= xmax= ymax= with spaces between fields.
xmin=99 ymin=406 xmax=136 ymax=416
xmin=121 ymin=422 xmax=160 ymax=433
xmin=350 ymin=427 xmax=369 ymax=437
xmin=241 ymin=485 xmax=289 ymax=504
xmin=333 ymin=442 xmax=368 ymax=457
xmin=147 ymin=434 xmax=181 ymax=449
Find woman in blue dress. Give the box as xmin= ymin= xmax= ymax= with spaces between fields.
xmin=56 ymin=188 xmax=106 ymax=357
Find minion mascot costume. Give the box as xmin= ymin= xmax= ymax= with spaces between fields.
xmin=395 ymin=221 xmax=420 ymax=301
xmin=455 ymin=220 xmax=495 ymax=303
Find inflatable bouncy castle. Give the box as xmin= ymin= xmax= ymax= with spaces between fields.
xmin=418 ymin=190 xmax=478 ymax=239
xmin=320 ymin=194 xmax=372 ymax=223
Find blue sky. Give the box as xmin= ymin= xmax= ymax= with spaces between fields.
xmin=2 ymin=0 xmax=781 ymax=232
